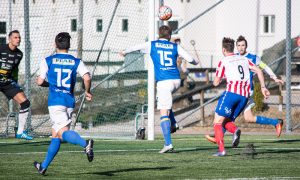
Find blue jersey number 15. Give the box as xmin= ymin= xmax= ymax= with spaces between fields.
xmin=158 ymin=50 xmax=173 ymax=67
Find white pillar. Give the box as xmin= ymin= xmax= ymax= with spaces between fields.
xmin=147 ymin=0 xmax=156 ymax=140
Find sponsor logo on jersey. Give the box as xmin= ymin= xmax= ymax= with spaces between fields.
xmin=52 ymin=58 xmax=75 ymax=65
xmin=1 ymin=53 xmax=7 ymax=55
xmin=155 ymin=43 xmax=173 ymax=49
xmin=0 ymin=59 xmax=6 ymax=62
xmin=0 ymin=69 xmax=8 ymax=74
xmin=225 ymin=107 xmax=232 ymax=115
xmin=160 ymin=67 xmax=176 ymax=71
xmin=17 ymin=54 xmax=22 ymax=57
xmin=1 ymin=63 xmax=12 ymax=69
xmin=8 ymin=60 xmax=14 ymax=64
xmin=15 ymin=59 xmax=19 ymax=64
xmin=8 ymin=54 xmax=14 ymax=57
xmin=54 ymin=88 xmax=71 ymax=94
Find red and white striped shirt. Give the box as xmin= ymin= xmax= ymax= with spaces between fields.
xmin=215 ymin=54 xmax=255 ymax=97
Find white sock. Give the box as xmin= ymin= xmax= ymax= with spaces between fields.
xmin=17 ymin=112 xmax=28 ymax=134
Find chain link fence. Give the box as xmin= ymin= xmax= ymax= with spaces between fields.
xmin=0 ymin=0 xmax=299 ymax=139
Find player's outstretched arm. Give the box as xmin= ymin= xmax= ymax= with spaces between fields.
xmin=82 ymin=73 xmax=92 ymax=101
xmin=258 ymin=61 xmax=284 ymax=85
xmin=250 ymin=64 xmax=270 ymax=99
xmin=177 ymin=45 xmax=199 ymax=65
xmin=119 ymin=42 xmax=149 ymax=57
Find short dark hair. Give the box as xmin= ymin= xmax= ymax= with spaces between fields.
xmin=8 ymin=30 xmax=20 ymax=37
xmin=55 ymin=32 xmax=71 ymax=50
xmin=236 ymin=35 xmax=248 ymax=47
xmin=158 ymin=25 xmax=172 ymax=40
xmin=222 ymin=37 xmax=235 ymax=52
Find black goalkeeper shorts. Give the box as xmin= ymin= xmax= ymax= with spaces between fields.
xmin=0 ymin=82 xmax=24 ymax=100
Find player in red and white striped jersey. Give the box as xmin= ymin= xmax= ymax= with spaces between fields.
xmin=212 ymin=37 xmax=269 ymax=156
xmin=215 ymin=54 xmax=254 ymax=97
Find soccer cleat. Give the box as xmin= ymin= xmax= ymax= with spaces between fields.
xmin=171 ymin=123 xmax=179 ymax=134
xmin=33 ymin=161 xmax=47 ymax=175
xmin=205 ymin=134 xmax=217 ymax=144
xmin=212 ymin=151 xmax=226 ymax=157
xmin=84 ymin=139 xmax=94 ymax=162
xmin=232 ymin=129 xmax=241 ymax=148
xmin=276 ymin=119 xmax=284 ymax=137
xmin=159 ymin=144 xmax=174 ymax=153
xmin=16 ymin=131 xmax=33 ymax=140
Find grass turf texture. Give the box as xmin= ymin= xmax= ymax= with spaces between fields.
xmin=0 ymin=134 xmax=300 ymax=179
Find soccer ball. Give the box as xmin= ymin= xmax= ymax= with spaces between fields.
xmin=158 ymin=6 xmax=172 ymax=21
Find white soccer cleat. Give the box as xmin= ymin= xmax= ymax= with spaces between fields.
xmin=212 ymin=150 xmax=226 ymax=157
xmin=159 ymin=144 xmax=174 ymax=153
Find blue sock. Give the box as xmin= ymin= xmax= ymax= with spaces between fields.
xmin=62 ymin=130 xmax=87 ymax=148
xmin=160 ymin=116 xmax=172 ymax=146
xmin=41 ymin=138 xmax=61 ymax=169
xmin=169 ymin=109 xmax=177 ymax=126
xmin=256 ymin=116 xmax=278 ymax=127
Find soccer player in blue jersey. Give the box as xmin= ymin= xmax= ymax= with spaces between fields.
xmin=33 ymin=32 xmax=94 ymax=175
xmin=206 ymin=35 xmax=284 ymax=146
xmin=120 ymin=25 xmax=199 ymax=153
xmin=236 ymin=36 xmax=284 ymax=136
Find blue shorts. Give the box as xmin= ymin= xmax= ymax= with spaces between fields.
xmin=215 ymin=91 xmax=248 ymax=121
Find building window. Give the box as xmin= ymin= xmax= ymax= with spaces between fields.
xmin=0 ymin=37 xmax=5 ymax=45
xmin=52 ymin=0 xmax=55 ymax=3
xmin=0 ymin=22 xmax=6 ymax=34
xmin=72 ymin=0 xmax=76 ymax=4
xmin=168 ymin=21 xmax=178 ymax=34
xmin=96 ymin=19 xmax=103 ymax=32
xmin=32 ymin=0 xmax=36 ymax=4
xmin=71 ymin=19 xmax=77 ymax=32
xmin=261 ymin=15 xmax=275 ymax=34
xmin=138 ymin=0 xmax=141 ymax=3
xmin=122 ymin=19 xmax=128 ymax=32
xmin=187 ymin=0 xmax=190 ymax=2
xmin=95 ymin=0 xmax=98 ymax=4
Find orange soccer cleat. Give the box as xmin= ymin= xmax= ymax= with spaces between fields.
xmin=205 ymin=134 xmax=217 ymax=144
xmin=276 ymin=119 xmax=284 ymax=137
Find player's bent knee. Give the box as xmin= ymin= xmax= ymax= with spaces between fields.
xmin=20 ymin=99 xmax=30 ymax=112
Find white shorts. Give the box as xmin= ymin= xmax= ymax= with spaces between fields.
xmin=48 ymin=106 xmax=74 ymax=132
xmin=156 ymin=79 xmax=181 ymax=110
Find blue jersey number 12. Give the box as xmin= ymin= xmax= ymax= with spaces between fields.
xmin=54 ymin=68 xmax=72 ymax=88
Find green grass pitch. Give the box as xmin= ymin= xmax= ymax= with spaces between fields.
xmin=0 ymin=134 xmax=300 ymax=179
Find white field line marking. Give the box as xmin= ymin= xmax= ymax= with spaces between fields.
xmin=0 ymin=138 xmax=297 ymax=144
xmin=1 ymin=147 xmax=300 ymax=155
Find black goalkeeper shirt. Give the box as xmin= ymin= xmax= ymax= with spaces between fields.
xmin=0 ymin=44 xmax=23 ymax=84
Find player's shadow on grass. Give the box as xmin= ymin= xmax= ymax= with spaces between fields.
xmin=85 ymin=167 xmax=172 ymax=176
xmin=270 ymin=139 xmax=300 ymax=144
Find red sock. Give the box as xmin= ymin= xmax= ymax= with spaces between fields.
xmin=224 ymin=121 xmax=237 ymax=134
xmin=214 ymin=123 xmax=225 ymax=152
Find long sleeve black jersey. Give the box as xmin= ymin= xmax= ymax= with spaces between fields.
xmin=0 ymin=44 xmax=23 ymax=84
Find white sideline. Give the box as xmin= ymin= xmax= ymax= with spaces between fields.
xmin=0 ymin=147 xmax=300 ymax=155
xmin=0 ymin=137 xmax=297 ymax=144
